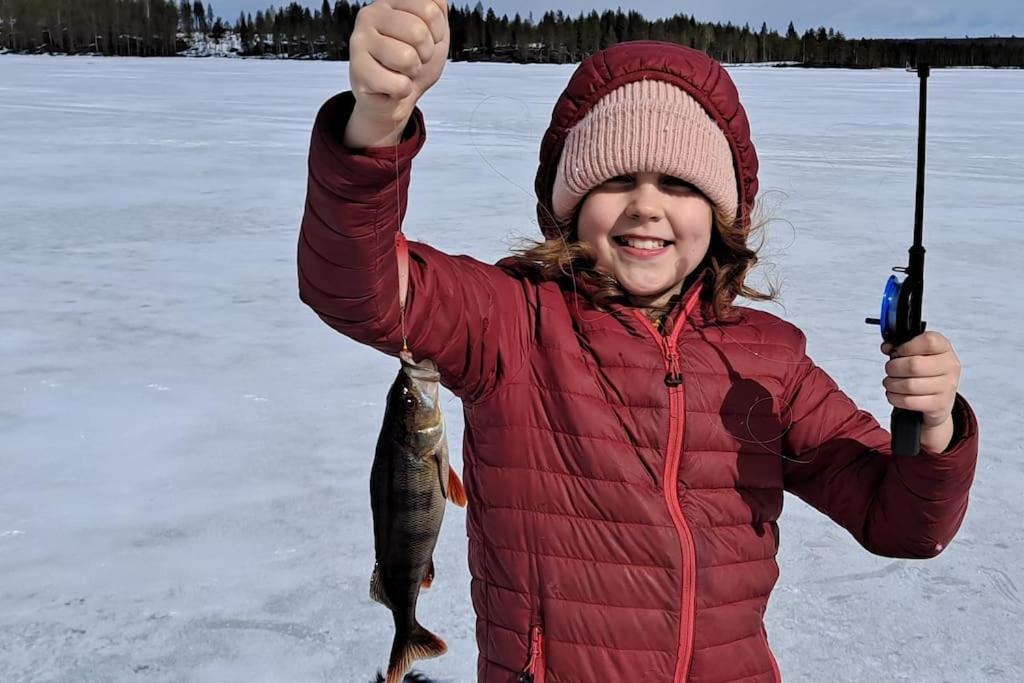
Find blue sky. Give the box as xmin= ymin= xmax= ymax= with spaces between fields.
xmin=208 ymin=0 xmax=1019 ymax=39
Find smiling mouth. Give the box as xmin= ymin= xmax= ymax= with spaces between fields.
xmin=613 ymin=235 xmax=675 ymax=250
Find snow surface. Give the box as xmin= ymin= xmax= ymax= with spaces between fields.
xmin=0 ymin=55 xmax=1022 ymax=682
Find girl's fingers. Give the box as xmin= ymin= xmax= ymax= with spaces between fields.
xmin=886 ymin=331 xmax=952 ymax=358
xmin=366 ymin=32 xmax=424 ymax=80
xmin=389 ymin=0 xmax=449 ymax=44
xmin=884 ymin=353 xmax=953 ymax=379
xmin=374 ymin=10 xmax=436 ymax=64
xmin=884 ymin=390 xmax=954 ymax=419
xmin=882 ymin=374 xmax=954 ymax=396
xmin=353 ymin=47 xmax=416 ymax=99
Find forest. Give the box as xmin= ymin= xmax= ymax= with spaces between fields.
xmin=2 ymin=0 xmax=1022 ymax=68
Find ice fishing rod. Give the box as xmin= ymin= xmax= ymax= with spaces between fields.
xmin=864 ymin=61 xmax=930 ymax=457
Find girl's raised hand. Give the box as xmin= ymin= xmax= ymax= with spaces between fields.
xmin=348 ymin=0 xmax=450 ymax=126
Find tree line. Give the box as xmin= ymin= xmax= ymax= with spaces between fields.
xmin=2 ymin=0 xmax=1022 ymax=68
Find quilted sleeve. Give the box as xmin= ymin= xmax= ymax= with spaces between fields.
xmin=296 ymin=91 xmax=532 ymax=403
xmin=780 ymin=328 xmax=980 ymax=559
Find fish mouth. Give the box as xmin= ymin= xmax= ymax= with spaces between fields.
xmin=406 ymin=366 xmax=441 ymax=381
xmin=399 ymin=351 xmax=441 ymax=381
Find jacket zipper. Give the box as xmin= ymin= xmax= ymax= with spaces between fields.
xmin=518 ymin=624 xmax=545 ymax=683
xmin=634 ymin=303 xmax=698 ymax=683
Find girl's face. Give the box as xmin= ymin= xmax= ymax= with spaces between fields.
xmin=576 ymin=172 xmax=714 ymax=304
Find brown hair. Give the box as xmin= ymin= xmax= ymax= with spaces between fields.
xmin=512 ymin=197 xmax=781 ymax=324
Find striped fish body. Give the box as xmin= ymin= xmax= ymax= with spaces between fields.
xmin=369 ymin=351 xmax=466 ymax=683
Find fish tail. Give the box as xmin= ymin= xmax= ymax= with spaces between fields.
xmin=386 ymin=624 xmax=447 ymax=683
xmin=447 ymin=468 xmax=467 ymax=508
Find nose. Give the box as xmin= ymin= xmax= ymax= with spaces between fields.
xmin=625 ymin=181 xmax=664 ymax=222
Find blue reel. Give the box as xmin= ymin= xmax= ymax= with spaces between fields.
xmin=865 ymin=272 xmax=924 ymax=345
xmin=879 ymin=275 xmax=901 ymax=340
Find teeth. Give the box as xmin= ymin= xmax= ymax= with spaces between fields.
xmin=623 ymin=238 xmax=666 ymax=250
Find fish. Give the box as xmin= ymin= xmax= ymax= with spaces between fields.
xmin=371 ymin=671 xmax=444 ymax=683
xmin=370 ymin=349 xmax=467 ymax=683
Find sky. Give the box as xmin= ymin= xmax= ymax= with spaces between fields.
xmin=209 ymin=0 xmax=1021 ymax=40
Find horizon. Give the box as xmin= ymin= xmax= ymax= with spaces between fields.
xmin=205 ymin=0 xmax=1021 ymax=40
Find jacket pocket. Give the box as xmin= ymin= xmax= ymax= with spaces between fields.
xmin=517 ymin=624 xmax=545 ymax=683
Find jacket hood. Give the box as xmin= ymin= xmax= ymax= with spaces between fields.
xmin=533 ymin=41 xmax=760 ymax=240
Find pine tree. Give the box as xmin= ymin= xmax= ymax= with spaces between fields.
xmin=179 ymin=0 xmax=193 ymax=34
xmin=237 ymin=11 xmax=249 ymax=49
xmin=484 ymin=7 xmax=495 ymax=54
xmin=614 ymin=9 xmax=628 ymax=45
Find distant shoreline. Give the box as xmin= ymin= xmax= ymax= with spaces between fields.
xmin=4 ymin=0 xmax=1021 ymax=69
xmin=2 ymin=52 xmax=1021 ymax=70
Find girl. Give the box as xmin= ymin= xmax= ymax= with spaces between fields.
xmin=297 ymin=1 xmax=980 ymax=681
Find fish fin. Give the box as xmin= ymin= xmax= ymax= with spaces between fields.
xmin=421 ymin=558 xmax=435 ymax=589
xmin=370 ymin=564 xmax=393 ymax=609
xmin=373 ymin=672 xmax=439 ymax=683
xmin=435 ymin=458 xmax=448 ymax=501
xmin=432 ymin=444 xmax=450 ymax=502
xmin=386 ymin=625 xmax=447 ymax=683
xmin=447 ymin=468 xmax=467 ymax=508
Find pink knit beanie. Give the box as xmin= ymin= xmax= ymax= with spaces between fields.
xmin=550 ymin=78 xmax=738 ymax=228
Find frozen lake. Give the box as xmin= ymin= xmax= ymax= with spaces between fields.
xmin=1 ymin=54 xmax=1022 ymax=682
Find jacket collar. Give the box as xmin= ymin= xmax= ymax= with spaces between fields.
xmin=570 ymin=264 xmax=715 ymax=336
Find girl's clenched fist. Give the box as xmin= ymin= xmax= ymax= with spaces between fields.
xmin=348 ymin=0 xmax=450 ymax=126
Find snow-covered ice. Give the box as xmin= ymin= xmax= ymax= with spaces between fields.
xmin=0 ymin=55 xmax=1022 ymax=682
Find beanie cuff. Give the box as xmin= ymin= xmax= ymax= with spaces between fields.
xmin=551 ymin=79 xmax=738 ymax=228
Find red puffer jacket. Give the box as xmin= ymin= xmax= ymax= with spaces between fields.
xmin=297 ymin=43 xmax=979 ymax=683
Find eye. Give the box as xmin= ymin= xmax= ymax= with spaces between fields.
xmin=604 ymin=174 xmax=633 ymax=185
xmin=662 ymin=175 xmax=697 ymax=191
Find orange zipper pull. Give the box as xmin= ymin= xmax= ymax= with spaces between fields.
xmin=518 ymin=625 xmax=544 ymax=682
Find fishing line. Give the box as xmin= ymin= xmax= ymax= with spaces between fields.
xmin=395 ymin=77 xmax=888 ymax=429
xmin=392 ymin=115 xmax=409 ymax=356
xmin=461 ymin=85 xmax=882 ymax=458
xmin=464 ymin=91 xmax=594 ymax=322
xmin=462 ymin=86 xmax=883 ymax=369
xmin=672 ymin=338 xmax=826 ymax=464
xmin=464 ymin=92 xmax=832 ymax=461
